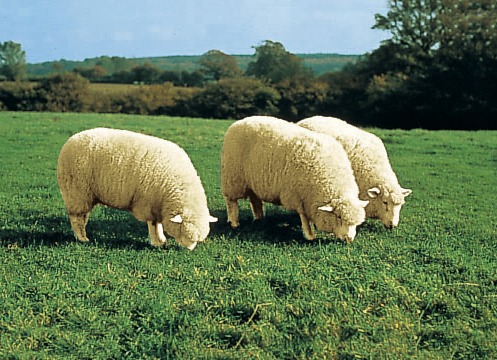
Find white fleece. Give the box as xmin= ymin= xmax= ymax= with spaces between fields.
xmin=298 ymin=116 xmax=412 ymax=227
xmin=57 ymin=127 xmax=216 ymax=250
xmin=221 ymin=116 xmax=368 ymax=242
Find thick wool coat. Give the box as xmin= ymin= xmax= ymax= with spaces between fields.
xmin=221 ymin=116 xmax=367 ymax=241
xmin=298 ymin=116 xmax=412 ymax=227
xmin=57 ymin=127 xmax=212 ymax=249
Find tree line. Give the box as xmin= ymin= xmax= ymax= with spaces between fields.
xmin=1 ymin=0 xmax=496 ymax=129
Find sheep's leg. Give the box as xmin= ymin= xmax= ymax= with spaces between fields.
xmin=156 ymin=222 xmax=167 ymax=244
xmin=148 ymin=221 xmax=167 ymax=247
xmin=248 ymin=192 xmax=264 ymax=221
xmin=83 ymin=212 xmax=90 ymax=226
xmin=225 ymin=197 xmax=240 ymax=228
xmin=299 ymin=213 xmax=315 ymax=240
xmin=69 ymin=213 xmax=90 ymax=242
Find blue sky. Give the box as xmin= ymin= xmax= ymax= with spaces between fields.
xmin=1 ymin=0 xmax=390 ymax=63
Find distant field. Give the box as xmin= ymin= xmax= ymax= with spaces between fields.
xmin=88 ymin=83 xmax=142 ymax=95
xmin=26 ymin=53 xmax=360 ymax=77
xmin=0 ymin=112 xmax=496 ymax=359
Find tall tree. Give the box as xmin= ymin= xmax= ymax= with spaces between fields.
xmin=373 ymin=0 xmax=442 ymax=58
xmin=246 ymin=40 xmax=313 ymax=84
xmin=0 ymin=41 xmax=26 ymax=81
xmin=373 ymin=0 xmax=497 ymax=61
xmin=369 ymin=0 xmax=497 ymax=129
xmin=130 ymin=63 xmax=162 ymax=84
xmin=199 ymin=50 xmax=242 ymax=81
xmin=437 ymin=0 xmax=497 ymax=60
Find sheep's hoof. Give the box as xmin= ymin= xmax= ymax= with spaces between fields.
xmin=304 ymin=234 xmax=316 ymax=241
xmin=150 ymin=240 xmax=167 ymax=248
xmin=228 ymin=221 xmax=240 ymax=229
xmin=74 ymin=234 xmax=90 ymax=242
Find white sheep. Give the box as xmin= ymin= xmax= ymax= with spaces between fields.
xmin=57 ymin=127 xmax=217 ymax=250
xmin=298 ymin=116 xmax=412 ymax=228
xmin=221 ymin=116 xmax=368 ymax=242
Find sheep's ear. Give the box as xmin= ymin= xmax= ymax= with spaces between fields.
xmin=318 ymin=205 xmax=334 ymax=212
xmin=209 ymin=215 xmax=218 ymax=223
xmin=359 ymin=200 xmax=369 ymax=208
xmin=170 ymin=214 xmax=183 ymax=224
xmin=402 ymin=188 xmax=412 ymax=197
xmin=367 ymin=187 xmax=381 ymax=198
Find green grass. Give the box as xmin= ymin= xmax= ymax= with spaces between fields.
xmin=1 ymin=112 xmax=496 ymax=359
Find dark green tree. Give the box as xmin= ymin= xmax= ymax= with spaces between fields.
xmin=373 ymin=0 xmax=497 ymax=62
xmin=179 ymin=70 xmax=205 ymax=87
xmin=373 ymin=0 xmax=442 ymax=59
xmin=199 ymin=50 xmax=242 ymax=81
xmin=0 ymin=41 xmax=26 ymax=81
xmin=365 ymin=0 xmax=497 ymax=129
xmin=246 ymin=40 xmax=313 ymax=84
xmin=129 ymin=63 xmax=162 ymax=84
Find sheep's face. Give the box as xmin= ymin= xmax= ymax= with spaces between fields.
xmin=315 ymin=199 xmax=368 ymax=242
xmin=366 ymin=187 xmax=412 ymax=228
xmin=167 ymin=211 xmax=217 ymax=251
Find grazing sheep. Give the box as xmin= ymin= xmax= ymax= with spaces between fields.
xmin=221 ymin=116 xmax=368 ymax=242
xmin=298 ymin=116 xmax=412 ymax=228
xmin=57 ymin=127 xmax=217 ymax=250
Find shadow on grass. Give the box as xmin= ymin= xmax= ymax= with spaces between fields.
xmin=2 ymin=206 xmax=379 ymax=250
xmin=0 ymin=210 xmax=73 ymax=248
xmin=1 ymin=209 xmax=154 ymax=251
xmin=210 ymin=207 xmax=346 ymax=248
xmin=359 ymin=218 xmax=391 ymax=234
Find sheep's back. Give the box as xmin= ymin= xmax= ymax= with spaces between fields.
xmin=58 ymin=128 xmax=203 ymax=210
xmin=222 ymin=117 xmax=356 ymax=204
xmin=298 ymin=117 xmax=398 ymax=189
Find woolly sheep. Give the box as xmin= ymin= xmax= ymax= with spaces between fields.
xmin=57 ymin=127 xmax=217 ymax=250
xmin=221 ymin=116 xmax=368 ymax=242
xmin=298 ymin=116 xmax=412 ymax=228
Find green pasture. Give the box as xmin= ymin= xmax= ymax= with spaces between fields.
xmin=0 ymin=112 xmax=496 ymax=359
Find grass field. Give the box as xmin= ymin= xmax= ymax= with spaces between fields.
xmin=0 ymin=112 xmax=496 ymax=359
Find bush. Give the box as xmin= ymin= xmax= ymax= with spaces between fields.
xmin=0 ymin=82 xmax=36 ymax=111
xmin=275 ymin=79 xmax=328 ymax=121
xmin=187 ymin=77 xmax=280 ymax=119
xmin=33 ymin=73 xmax=91 ymax=112
xmin=110 ymin=83 xmax=199 ymax=116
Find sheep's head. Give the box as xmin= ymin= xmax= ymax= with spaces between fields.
xmin=167 ymin=210 xmax=217 ymax=250
xmin=366 ymin=186 xmax=412 ymax=228
xmin=314 ymin=198 xmax=368 ymax=242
